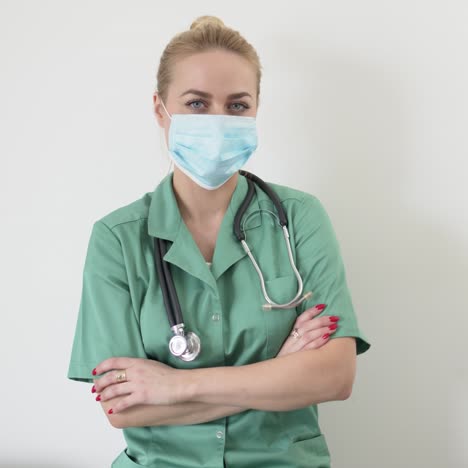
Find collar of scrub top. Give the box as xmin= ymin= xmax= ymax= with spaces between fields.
xmin=147 ymin=171 xmax=264 ymax=293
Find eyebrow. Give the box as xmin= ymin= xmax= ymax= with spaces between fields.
xmin=179 ymin=89 xmax=253 ymax=99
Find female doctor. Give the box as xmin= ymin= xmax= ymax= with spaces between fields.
xmin=67 ymin=15 xmax=371 ymax=468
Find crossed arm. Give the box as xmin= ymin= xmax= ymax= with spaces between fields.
xmin=96 ymin=337 xmax=356 ymax=429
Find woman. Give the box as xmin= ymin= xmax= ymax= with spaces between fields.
xmin=67 ymin=15 xmax=371 ymax=468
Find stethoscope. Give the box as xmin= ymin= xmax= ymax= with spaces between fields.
xmin=153 ymin=170 xmax=312 ymax=361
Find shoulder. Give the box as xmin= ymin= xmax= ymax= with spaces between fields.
xmin=260 ymin=180 xmax=333 ymax=238
xmin=261 ymin=179 xmax=324 ymax=213
xmin=93 ymin=190 xmax=153 ymax=232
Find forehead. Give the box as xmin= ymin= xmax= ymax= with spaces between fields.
xmin=169 ymin=49 xmax=257 ymax=98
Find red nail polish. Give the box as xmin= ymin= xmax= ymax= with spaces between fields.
xmin=329 ymin=316 xmax=340 ymax=322
xmin=91 ymin=385 xmax=96 ymax=393
xmin=92 ymin=368 xmax=97 ymax=375
xmin=316 ymin=304 xmax=326 ymax=311
xmin=96 ymin=395 xmax=101 ymax=401
xmin=328 ymin=324 xmax=338 ymax=330
xmin=108 ymin=408 xmax=113 ymax=414
xmin=322 ymin=333 xmax=330 ymax=339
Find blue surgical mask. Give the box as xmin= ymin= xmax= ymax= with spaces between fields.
xmin=160 ymin=99 xmax=258 ymax=190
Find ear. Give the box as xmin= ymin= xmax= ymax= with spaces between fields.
xmin=153 ymin=92 xmax=167 ymax=128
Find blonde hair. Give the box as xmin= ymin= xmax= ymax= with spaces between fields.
xmin=155 ymin=15 xmax=262 ymax=105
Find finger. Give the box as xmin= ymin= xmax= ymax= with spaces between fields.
xmin=283 ymin=332 xmax=306 ymax=355
xmin=280 ymin=316 xmax=336 ymax=356
xmin=304 ymin=324 xmax=338 ymax=341
xmin=277 ymin=334 xmax=299 ymax=357
xmin=301 ymin=327 xmax=337 ymax=350
xmin=295 ymin=304 xmax=327 ymax=326
xmin=278 ymin=341 xmax=301 ymax=357
xmin=303 ymin=333 xmax=330 ymax=350
xmin=110 ymin=392 xmax=142 ymax=415
xmin=298 ymin=315 xmax=339 ymax=335
xmin=93 ymin=357 xmax=138 ymax=377
xmin=99 ymin=381 xmax=133 ymax=403
xmin=94 ymin=368 xmax=129 ymax=393
xmin=280 ymin=307 xmax=329 ymax=356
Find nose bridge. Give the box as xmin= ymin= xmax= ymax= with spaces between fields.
xmin=210 ymin=102 xmax=226 ymax=115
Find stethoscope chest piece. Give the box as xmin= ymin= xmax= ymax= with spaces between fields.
xmin=169 ymin=331 xmax=201 ymax=362
xmin=169 ymin=334 xmax=188 ymax=356
xmin=180 ymin=331 xmax=201 ymax=361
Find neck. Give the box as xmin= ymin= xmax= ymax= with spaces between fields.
xmin=171 ymin=168 xmax=238 ymax=224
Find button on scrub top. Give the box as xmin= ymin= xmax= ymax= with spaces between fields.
xmin=67 ymin=172 xmax=371 ymax=468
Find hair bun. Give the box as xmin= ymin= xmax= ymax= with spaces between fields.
xmin=190 ymin=15 xmax=225 ymax=30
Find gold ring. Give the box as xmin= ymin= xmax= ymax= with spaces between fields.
xmin=115 ymin=370 xmax=127 ymax=383
xmin=290 ymin=328 xmax=301 ymax=339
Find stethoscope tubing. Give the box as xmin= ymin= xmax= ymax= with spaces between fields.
xmin=159 ymin=238 xmax=184 ymax=326
xmin=237 ymin=170 xmax=288 ymax=231
xmin=154 ymin=237 xmax=179 ymax=328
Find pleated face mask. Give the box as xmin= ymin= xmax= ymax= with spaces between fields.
xmin=160 ymin=99 xmax=258 ymax=190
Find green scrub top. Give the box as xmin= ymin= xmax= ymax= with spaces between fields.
xmin=67 ymin=172 xmax=371 ymax=468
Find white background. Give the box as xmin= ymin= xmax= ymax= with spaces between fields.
xmin=1 ymin=1 xmax=467 ymax=467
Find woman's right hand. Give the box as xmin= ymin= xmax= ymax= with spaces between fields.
xmin=276 ymin=304 xmax=340 ymax=358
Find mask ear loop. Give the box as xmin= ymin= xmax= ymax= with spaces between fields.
xmin=155 ymin=94 xmax=174 ymax=176
xmin=158 ymin=123 xmax=173 ymax=176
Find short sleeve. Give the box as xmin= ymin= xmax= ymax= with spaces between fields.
xmin=294 ymin=194 xmax=371 ymax=356
xmin=67 ymin=220 xmax=148 ymax=383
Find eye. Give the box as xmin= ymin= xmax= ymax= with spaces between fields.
xmin=229 ymin=102 xmax=250 ymax=112
xmin=186 ymin=100 xmax=206 ymax=110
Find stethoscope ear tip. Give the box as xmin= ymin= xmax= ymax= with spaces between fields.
xmin=304 ymin=291 xmax=313 ymax=300
xmin=262 ymin=291 xmax=313 ymax=311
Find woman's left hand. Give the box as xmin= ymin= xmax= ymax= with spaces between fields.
xmin=92 ymin=357 xmax=187 ymax=413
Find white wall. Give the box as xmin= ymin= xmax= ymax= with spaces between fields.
xmin=1 ymin=0 xmax=467 ymax=466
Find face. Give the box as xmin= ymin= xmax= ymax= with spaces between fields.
xmin=153 ymin=49 xmax=258 ymax=144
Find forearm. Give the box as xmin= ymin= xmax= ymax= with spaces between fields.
xmin=185 ymin=345 xmax=350 ymax=411
xmin=109 ymin=399 xmax=248 ymax=428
